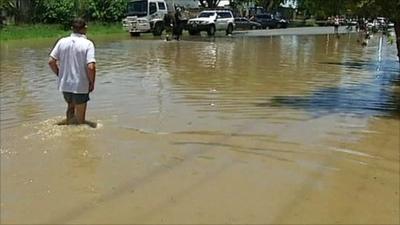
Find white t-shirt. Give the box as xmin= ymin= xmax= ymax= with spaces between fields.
xmin=334 ymin=18 xmax=340 ymax=25
xmin=50 ymin=33 xmax=96 ymax=93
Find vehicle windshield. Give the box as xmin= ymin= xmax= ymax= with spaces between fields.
xmin=127 ymin=0 xmax=148 ymax=17
xmin=198 ymin=12 xmax=216 ymax=18
xmin=236 ymin=18 xmax=248 ymax=22
xmin=256 ymin=14 xmax=272 ymax=19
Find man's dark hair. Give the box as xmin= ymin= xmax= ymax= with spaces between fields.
xmin=71 ymin=18 xmax=87 ymax=33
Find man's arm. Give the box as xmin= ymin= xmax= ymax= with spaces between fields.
xmin=48 ymin=57 xmax=59 ymax=76
xmin=87 ymin=62 xmax=96 ymax=92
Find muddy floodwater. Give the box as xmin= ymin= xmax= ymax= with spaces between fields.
xmin=1 ymin=31 xmax=399 ymax=224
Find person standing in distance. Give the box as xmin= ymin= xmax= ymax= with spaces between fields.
xmin=48 ymin=18 xmax=96 ymax=125
xmin=333 ymin=15 xmax=340 ymax=38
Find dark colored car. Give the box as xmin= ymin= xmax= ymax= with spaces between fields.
xmin=253 ymin=13 xmax=288 ymax=29
xmin=234 ymin=17 xmax=262 ymax=30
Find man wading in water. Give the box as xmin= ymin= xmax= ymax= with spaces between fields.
xmin=48 ymin=18 xmax=96 ymax=126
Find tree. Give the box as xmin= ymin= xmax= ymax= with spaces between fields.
xmin=30 ymin=0 xmax=127 ymax=25
xmin=86 ymin=0 xmax=127 ymax=22
xmin=0 ymin=0 xmax=15 ymax=13
xmin=257 ymin=0 xmax=287 ymax=11
xmin=297 ymin=0 xmax=350 ymax=19
xmin=1 ymin=0 xmax=33 ymax=24
xmin=0 ymin=0 xmax=17 ymax=18
xmin=351 ymin=0 xmax=400 ymax=62
xmin=199 ymin=0 xmax=221 ymax=8
xmin=32 ymin=0 xmax=76 ymax=26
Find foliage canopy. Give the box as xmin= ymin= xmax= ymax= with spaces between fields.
xmin=297 ymin=0 xmax=400 ymax=21
xmin=1 ymin=0 xmax=128 ymax=26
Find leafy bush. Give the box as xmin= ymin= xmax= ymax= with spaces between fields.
xmin=31 ymin=0 xmax=127 ymax=26
xmin=32 ymin=0 xmax=76 ymax=26
xmin=87 ymin=0 xmax=127 ymax=22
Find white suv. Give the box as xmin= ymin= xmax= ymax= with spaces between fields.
xmin=187 ymin=10 xmax=235 ymax=36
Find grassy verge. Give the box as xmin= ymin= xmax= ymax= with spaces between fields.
xmin=0 ymin=23 xmax=125 ymax=41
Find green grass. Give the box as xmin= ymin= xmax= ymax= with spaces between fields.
xmin=0 ymin=23 xmax=125 ymax=41
xmin=85 ymin=22 xmax=126 ymax=35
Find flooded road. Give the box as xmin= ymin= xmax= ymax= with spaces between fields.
xmin=1 ymin=31 xmax=399 ymax=224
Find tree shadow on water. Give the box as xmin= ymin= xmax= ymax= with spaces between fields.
xmin=264 ymin=82 xmax=400 ymax=119
xmin=321 ymin=60 xmax=400 ymax=73
xmin=261 ymin=59 xmax=400 ymax=119
xmin=322 ymin=60 xmax=373 ymax=70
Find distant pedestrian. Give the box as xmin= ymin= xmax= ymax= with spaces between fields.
xmin=333 ymin=16 xmax=340 ymax=38
xmin=163 ymin=13 xmax=174 ymax=41
xmin=48 ymin=18 xmax=96 ymax=126
xmin=357 ymin=18 xmax=367 ymax=43
xmin=173 ymin=7 xmax=183 ymax=40
xmin=356 ymin=18 xmax=364 ymax=32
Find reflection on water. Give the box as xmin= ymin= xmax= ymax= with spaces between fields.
xmin=1 ymin=34 xmax=398 ymax=130
xmin=1 ymin=33 xmax=399 ymax=224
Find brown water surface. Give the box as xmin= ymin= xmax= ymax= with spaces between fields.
xmin=1 ymin=32 xmax=399 ymax=224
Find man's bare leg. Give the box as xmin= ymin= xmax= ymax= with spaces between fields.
xmin=66 ymin=103 xmax=76 ymax=124
xmin=74 ymin=103 xmax=87 ymax=124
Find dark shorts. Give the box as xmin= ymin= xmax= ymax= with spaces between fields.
xmin=63 ymin=92 xmax=90 ymax=104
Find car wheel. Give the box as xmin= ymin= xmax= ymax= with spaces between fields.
xmin=188 ymin=29 xmax=198 ymax=35
xmin=276 ymin=23 xmax=281 ymax=29
xmin=152 ymin=22 xmax=163 ymax=36
xmin=130 ymin=32 xmax=140 ymax=37
xmin=251 ymin=25 xmax=256 ymax=30
xmin=207 ymin=25 xmax=215 ymax=36
xmin=226 ymin=24 xmax=233 ymax=35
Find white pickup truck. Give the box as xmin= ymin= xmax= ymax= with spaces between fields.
xmin=122 ymin=0 xmax=199 ymax=36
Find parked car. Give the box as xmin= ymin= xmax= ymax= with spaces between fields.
xmin=366 ymin=17 xmax=393 ymax=31
xmin=234 ymin=17 xmax=262 ymax=30
xmin=252 ymin=13 xmax=288 ymax=29
xmin=366 ymin=19 xmax=377 ymax=29
xmin=187 ymin=10 xmax=235 ymax=36
xmin=376 ymin=17 xmax=394 ymax=29
xmin=346 ymin=19 xmax=358 ymax=26
xmin=326 ymin=16 xmax=346 ymax=26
